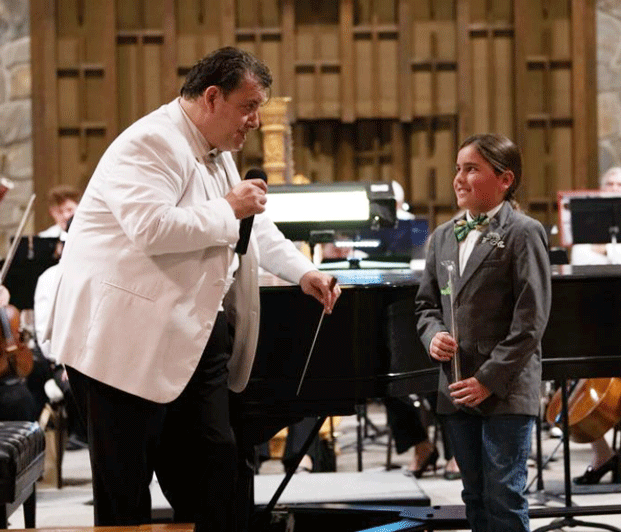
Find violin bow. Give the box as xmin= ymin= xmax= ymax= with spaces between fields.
xmin=0 ymin=193 xmax=36 ymax=284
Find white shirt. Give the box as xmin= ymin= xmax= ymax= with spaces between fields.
xmin=33 ymin=264 xmax=59 ymax=360
xmin=459 ymin=202 xmax=504 ymax=275
xmin=178 ymin=101 xmax=239 ymax=307
xmin=571 ymin=242 xmax=621 ymax=265
xmin=38 ymin=224 xmax=63 ymax=238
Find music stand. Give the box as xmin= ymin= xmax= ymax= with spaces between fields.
xmin=570 ymin=196 xmax=621 ymax=244
xmin=1 ymin=237 xmax=60 ymax=310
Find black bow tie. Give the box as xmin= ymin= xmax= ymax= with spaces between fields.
xmin=454 ymin=214 xmax=489 ymax=242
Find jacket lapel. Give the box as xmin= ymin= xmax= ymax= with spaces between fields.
xmin=454 ymin=203 xmax=511 ymax=299
xmin=446 ymin=222 xmax=460 ymax=271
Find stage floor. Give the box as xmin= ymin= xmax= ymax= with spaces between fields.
xmin=150 ymin=468 xmax=429 ymax=520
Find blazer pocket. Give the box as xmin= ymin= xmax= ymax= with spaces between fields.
xmin=101 ymin=280 xmax=157 ymax=301
xmin=85 ymin=281 xmax=164 ymax=358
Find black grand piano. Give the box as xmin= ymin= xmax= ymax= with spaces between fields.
xmin=239 ymin=264 xmax=621 ymax=531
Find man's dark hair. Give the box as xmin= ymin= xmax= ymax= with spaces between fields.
xmin=180 ymin=47 xmax=272 ymax=99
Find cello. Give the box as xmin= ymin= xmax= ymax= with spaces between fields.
xmin=545 ymin=378 xmax=621 ymax=443
xmin=0 ymin=194 xmax=36 ymax=379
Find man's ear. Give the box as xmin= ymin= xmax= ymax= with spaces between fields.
xmin=203 ymin=86 xmax=220 ymax=112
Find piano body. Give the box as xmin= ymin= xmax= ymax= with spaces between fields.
xmin=240 ymin=263 xmax=621 ymax=530
xmin=240 ymin=268 xmax=434 ymax=420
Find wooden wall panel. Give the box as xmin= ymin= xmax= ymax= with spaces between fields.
xmin=354 ymin=38 xmax=374 ymax=117
xmin=378 ymin=39 xmax=399 ymax=116
xmin=493 ymin=37 xmax=514 ymax=137
xmin=31 ymin=0 xmax=597 ymax=232
xmin=409 ymin=122 xmax=457 ymax=213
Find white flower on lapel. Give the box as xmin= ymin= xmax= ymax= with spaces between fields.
xmin=481 ymin=232 xmax=505 ymax=248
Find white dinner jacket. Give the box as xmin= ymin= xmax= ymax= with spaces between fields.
xmin=46 ymin=99 xmax=315 ymax=403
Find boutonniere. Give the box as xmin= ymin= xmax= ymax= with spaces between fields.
xmin=481 ymin=232 xmax=505 ymax=248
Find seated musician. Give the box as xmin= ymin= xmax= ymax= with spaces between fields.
xmin=569 ymin=167 xmax=621 ymax=485
xmin=38 ymin=185 xmax=80 ymax=238
xmin=32 ymin=215 xmax=87 ymax=449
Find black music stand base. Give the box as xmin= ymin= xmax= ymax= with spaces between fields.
xmin=526 ymin=411 xmax=567 ymax=507
xmin=534 ymin=517 xmax=621 ymax=532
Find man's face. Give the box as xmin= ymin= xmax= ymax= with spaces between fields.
xmin=49 ymin=199 xmax=77 ymax=230
xmin=205 ymin=74 xmax=267 ymax=152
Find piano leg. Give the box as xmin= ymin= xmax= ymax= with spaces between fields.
xmin=253 ymin=415 xmax=327 ymax=528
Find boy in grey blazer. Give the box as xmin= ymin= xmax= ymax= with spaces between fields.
xmin=416 ymin=134 xmax=551 ymax=531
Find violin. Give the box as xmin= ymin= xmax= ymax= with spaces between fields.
xmin=545 ymin=378 xmax=621 ymax=443
xmin=0 ymin=193 xmax=36 ymax=379
xmin=0 ymin=303 xmax=33 ymax=378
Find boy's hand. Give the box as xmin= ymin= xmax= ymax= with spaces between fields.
xmin=429 ymin=331 xmax=457 ymax=362
xmin=449 ymin=377 xmax=491 ymax=408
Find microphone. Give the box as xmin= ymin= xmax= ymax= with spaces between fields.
xmin=235 ymin=168 xmax=268 ymax=255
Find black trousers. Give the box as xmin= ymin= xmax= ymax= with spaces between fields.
xmin=384 ymin=395 xmax=429 ymax=455
xmin=67 ymin=312 xmax=236 ymax=531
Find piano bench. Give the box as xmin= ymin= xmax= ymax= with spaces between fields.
xmin=0 ymin=421 xmax=46 ymax=528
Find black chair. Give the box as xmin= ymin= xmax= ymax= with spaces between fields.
xmin=0 ymin=421 xmax=45 ymax=527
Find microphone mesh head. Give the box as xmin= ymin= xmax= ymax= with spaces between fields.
xmin=245 ymin=168 xmax=267 ymax=182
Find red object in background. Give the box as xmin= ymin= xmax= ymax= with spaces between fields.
xmin=0 ymin=177 xmax=14 ymax=203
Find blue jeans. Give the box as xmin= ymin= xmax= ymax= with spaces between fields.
xmin=443 ymin=411 xmax=535 ymax=532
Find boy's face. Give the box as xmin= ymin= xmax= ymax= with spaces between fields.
xmin=453 ymin=144 xmax=513 ymax=216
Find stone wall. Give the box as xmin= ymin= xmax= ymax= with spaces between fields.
xmin=597 ymin=0 xmax=621 ymax=177
xmin=0 ymin=0 xmax=32 ymax=252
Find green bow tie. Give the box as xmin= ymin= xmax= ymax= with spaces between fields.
xmin=454 ymin=214 xmax=489 ymax=242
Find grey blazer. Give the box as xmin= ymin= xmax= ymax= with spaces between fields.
xmin=416 ymin=202 xmax=551 ymax=416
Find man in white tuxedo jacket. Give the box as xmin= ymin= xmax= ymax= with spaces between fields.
xmin=46 ymin=47 xmax=339 ymax=531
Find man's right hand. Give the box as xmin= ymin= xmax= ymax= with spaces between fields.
xmin=225 ymin=179 xmax=268 ymax=219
